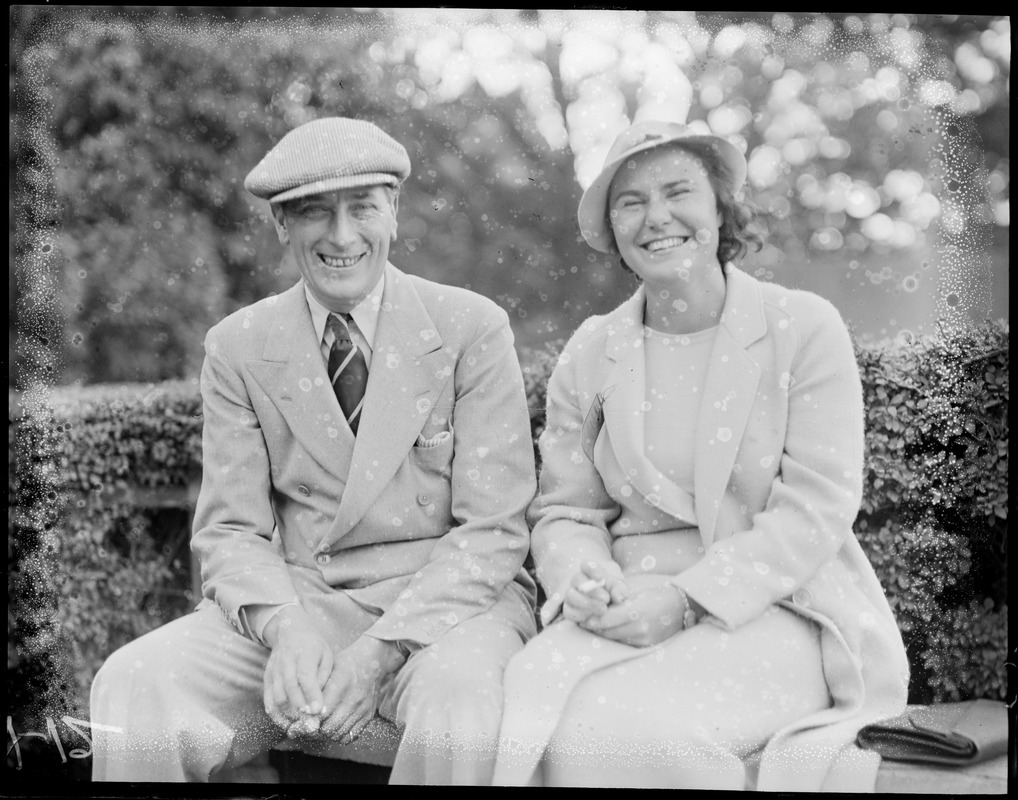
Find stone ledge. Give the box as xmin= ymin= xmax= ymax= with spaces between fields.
xmin=221 ymin=751 xmax=1010 ymax=791
xmin=874 ymin=754 xmax=1009 ymax=794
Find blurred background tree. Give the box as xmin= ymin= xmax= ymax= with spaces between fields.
xmin=10 ymin=8 xmax=1009 ymax=388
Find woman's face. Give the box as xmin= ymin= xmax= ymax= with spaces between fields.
xmin=608 ymin=145 xmax=723 ymax=289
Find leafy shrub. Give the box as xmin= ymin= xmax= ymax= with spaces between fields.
xmin=854 ymin=320 xmax=1008 ymax=703
xmin=521 ymin=338 xmax=564 ymax=467
xmin=8 ymin=321 xmax=1008 ymax=725
xmin=9 ymin=381 xmax=201 ymax=724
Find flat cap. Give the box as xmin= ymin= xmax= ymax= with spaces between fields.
xmin=244 ymin=117 xmax=411 ymax=204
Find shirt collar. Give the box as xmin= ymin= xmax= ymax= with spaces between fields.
xmin=304 ymin=271 xmax=386 ymax=348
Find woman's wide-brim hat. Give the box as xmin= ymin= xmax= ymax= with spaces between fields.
xmin=577 ymin=119 xmax=747 ymax=254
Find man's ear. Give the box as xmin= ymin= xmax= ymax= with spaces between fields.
xmin=271 ymin=204 xmax=290 ymax=246
xmin=390 ymin=192 xmax=399 ymax=241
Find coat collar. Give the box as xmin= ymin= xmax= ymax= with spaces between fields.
xmin=324 ymin=263 xmax=451 ymax=547
xmin=599 ymin=284 xmax=698 ymax=525
xmin=246 ymin=265 xmax=450 ymax=548
xmin=600 ymin=264 xmax=767 ymax=546
xmin=247 ymin=282 xmax=352 ymax=479
xmin=602 ymin=264 xmax=767 ymax=358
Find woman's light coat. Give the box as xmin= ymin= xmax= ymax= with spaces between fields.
xmin=525 ymin=263 xmax=909 ymax=791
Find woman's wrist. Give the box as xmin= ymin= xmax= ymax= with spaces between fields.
xmin=670 ymin=584 xmax=699 ymax=630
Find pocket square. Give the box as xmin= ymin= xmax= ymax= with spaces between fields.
xmin=416 ymin=431 xmax=451 ymax=449
xmin=856 ymin=700 xmax=1008 ymax=766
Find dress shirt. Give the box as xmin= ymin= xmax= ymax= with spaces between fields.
xmin=304 ymin=274 xmax=385 ymax=370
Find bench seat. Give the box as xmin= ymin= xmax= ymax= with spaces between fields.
xmin=220 ymin=727 xmax=1009 ymax=792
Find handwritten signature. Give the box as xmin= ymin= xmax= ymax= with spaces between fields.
xmin=6 ymin=715 xmax=122 ymax=769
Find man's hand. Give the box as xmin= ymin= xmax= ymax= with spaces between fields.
xmin=318 ymin=636 xmax=406 ymax=743
xmin=262 ymin=607 xmax=333 ymax=734
xmin=585 ymin=579 xmax=687 ymax=647
xmin=562 ymin=560 xmax=630 ymax=629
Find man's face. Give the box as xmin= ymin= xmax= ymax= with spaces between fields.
xmin=272 ymin=185 xmax=398 ymax=313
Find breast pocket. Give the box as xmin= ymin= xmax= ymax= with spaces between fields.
xmin=412 ymin=426 xmax=454 ymax=473
xmin=409 ymin=426 xmax=454 ymax=521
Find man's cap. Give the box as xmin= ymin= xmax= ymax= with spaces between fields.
xmin=577 ymin=119 xmax=747 ymax=254
xmin=244 ymin=117 xmax=411 ymax=204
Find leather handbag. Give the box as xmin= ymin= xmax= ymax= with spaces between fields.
xmin=856 ymin=700 xmax=1009 ymax=766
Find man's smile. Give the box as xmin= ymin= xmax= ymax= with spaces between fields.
xmin=318 ymin=251 xmax=367 ymax=269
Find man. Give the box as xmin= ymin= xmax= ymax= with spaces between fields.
xmin=90 ymin=117 xmax=538 ymax=784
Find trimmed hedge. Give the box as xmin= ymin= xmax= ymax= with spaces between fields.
xmin=9 ymin=321 xmax=1008 ymax=725
xmin=9 ymin=382 xmax=202 ymax=722
xmin=853 ymin=322 xmax=1008 ymax=702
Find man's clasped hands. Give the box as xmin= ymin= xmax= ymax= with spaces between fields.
xmin=261 ymin=605 xmax=406 ymax=743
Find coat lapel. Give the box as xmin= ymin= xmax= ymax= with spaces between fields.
xmin=693 ymin=265 xmax=767 ymax=546
xmin=322 ymin=264 xmax=452 ymax=547
xmin=600 ymin=286 xmax=699 ymax=525
xmin=246 ymin=282 xmax=357 ymax=481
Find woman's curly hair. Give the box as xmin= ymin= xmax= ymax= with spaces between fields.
xmin=605 ymin=140 xmax=765 ymax=275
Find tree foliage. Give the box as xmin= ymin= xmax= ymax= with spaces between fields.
xmin=11 ymin=9 xmax=1009 ymax=388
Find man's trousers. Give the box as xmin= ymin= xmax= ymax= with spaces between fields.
xmin=90 ymin=582 xmax=535 ymax=784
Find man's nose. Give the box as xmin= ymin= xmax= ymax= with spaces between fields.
xmin=328 ymin=210 xmax=358 ymax=244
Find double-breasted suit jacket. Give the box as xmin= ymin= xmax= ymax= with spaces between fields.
xmin=191 ymin=262 xmax=537 ymax=651
xmin=526 ymin=263 xmax=909 ymax=791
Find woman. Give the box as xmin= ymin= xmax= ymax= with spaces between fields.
xmin=493 ymin=120 xmax=909 ymax=791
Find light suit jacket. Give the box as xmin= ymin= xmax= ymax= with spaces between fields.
xmin=192 ymin=263 xmax=537 ymax=650
xmin=529 ymin=263 xmax=909 ymax=791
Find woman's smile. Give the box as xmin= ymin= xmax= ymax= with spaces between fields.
xmin=641 ymin=235 xmax=691 ymax=254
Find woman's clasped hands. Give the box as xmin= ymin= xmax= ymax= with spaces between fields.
xmin=562 ymin=560 xmax=689 ymax=647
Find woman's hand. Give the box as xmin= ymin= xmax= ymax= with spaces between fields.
xmin=585 ymin=580 xmax=687 ymax=647
xmin=562 ymin=560 xmax=630 ymax=628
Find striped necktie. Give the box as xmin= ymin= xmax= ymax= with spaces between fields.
xmin=327 ymin=313 xmax=369 ymax=435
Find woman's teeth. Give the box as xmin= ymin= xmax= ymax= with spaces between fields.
xmin=644 ymin=236 xmax=689 ymax=252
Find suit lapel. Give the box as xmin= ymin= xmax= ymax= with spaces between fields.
xmin=246 ymin=283 xmax=357 ymax=481
xmin=601 ymin=287 xmax=699 ymax=525
xmin=323 ymin=264 xmax=451 ymax=547
xmin=694 ymin=265 xmax=767 ymax=546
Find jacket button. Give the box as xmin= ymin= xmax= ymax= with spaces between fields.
xmin=417 ymin=493 xmax=430 ymax=505
xmin=298 ymin=485 xmax=311 ymax=497
xmin=792 ymin=588 xmax=811 ymax=608
xmin=316 ymin=553 xmax=331 ymax=566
